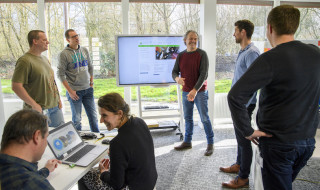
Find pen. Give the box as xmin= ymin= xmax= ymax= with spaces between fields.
xmin=94 ymin=135 xmax=115 ymax=144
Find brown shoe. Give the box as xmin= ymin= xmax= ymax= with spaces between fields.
xmin=220 ymin=163 xmax=240 ymax=173
xmin=174 ymin=142 xmax=192 ymax=150
xmin=222 ymin=176 xmax=249 ymax=189
xmin=204 ymin=144 xmax=214 ymax=156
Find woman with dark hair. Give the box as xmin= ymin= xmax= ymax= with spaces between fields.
xmin=79 ymin=93 xmax=158 ymax=190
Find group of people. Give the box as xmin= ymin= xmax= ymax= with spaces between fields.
xmin=1 ymin=25 xmax=158 ymax=189
xmin=0 ymin=93 xmax=158 ymax=190
xmin=173 ymin=5 xmax=320 ymax=190
xmin=11 ymin=28 xmax=100 ymax=132
xmin=1 ymin=4 xmax=320 ymax=190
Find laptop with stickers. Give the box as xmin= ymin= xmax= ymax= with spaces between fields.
xmin=47 ymin=121 xmax=108 ymax=167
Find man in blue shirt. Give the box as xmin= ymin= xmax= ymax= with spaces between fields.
xmin=220 ymin=20 xmax=260 ymax=189
xmin=0 ymin=110 xmax=61 ymax=190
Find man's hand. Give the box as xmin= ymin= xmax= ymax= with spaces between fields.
xmin=68 ymin=89 xmax=79 ymax=101
xmin=99 ymin=158 xmax=110 ymax=174
xmin=12 ymin=82 xmax=42 ymax=112
xmin=175 ymin=77 xmax=185 ymax=86
xmin=187 ymin=89 xmax=197 ymax=102
xmin=45 ymin=159 xmax=62 ymax=172
xmin=246 ymin=130 xmax=273 ymax=145
xmin=58 ymin=99 xmax=63 ymax=109
xmin=32 ymin=103 xmax=42 ymax=113
xmin=90 ymin=76 xmax=94 ymax=87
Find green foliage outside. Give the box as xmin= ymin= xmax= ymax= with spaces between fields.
xmin=215 ymin=79 xmax=231 ymax=93
xmin=1 ymin=80 xmax=12 ymax=94
xmin=1 ymin=78 xmax=232 ymax=102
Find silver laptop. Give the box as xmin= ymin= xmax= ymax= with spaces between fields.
xmin=47 ymin=121 xmax=108 ymax=167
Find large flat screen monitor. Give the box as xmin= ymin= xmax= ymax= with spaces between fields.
xmin=116 ymin=35 xmax=198 ymax=86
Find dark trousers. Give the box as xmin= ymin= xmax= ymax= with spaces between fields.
xmin=235 ymin=104 xmax=256 ymax=179
xmin=259 ymin=137 xmax=315 ymax=190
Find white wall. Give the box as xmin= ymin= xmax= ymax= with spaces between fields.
xmin=3 ymin=99 xmax=23 ymax=121
xmin=122 ymin=0 xmax=131 ymax=107
xmin=0 ymin=80 xmax=5 ymax=143
xmin=200 ymin=0 xmax=217 ymax=123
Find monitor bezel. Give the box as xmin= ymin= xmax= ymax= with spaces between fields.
xmin=115 ymin=34 xmax=201 ymax=87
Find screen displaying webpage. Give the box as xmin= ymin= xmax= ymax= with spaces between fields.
xmin=47 ymin=123 xmax=82 ymax=158
xmin=117 ymin=36 xmax=188 ymax=85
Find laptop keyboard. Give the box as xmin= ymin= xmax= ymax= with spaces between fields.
xmin=65 ymin=144 xmax=95 ymax=162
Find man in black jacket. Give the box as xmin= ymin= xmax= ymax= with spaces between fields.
xmin=228 ymin=5 xmax=320 ymax=190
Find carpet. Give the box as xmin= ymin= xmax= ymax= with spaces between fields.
xmin=150 ymin=124 xmax=320 ymax=190
xmin=293 ymin=157 xmax=320 ymax=190
xmin=151 ymin=125 xmax=254 ymax=190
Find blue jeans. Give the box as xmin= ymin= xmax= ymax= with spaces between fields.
xmin=44 ymin=105 xmax=64 ymax=128
xmin=235 ymin=104 xmax=256 ymax=179
xmin=259 ymin=137 xmax=315 ymax=190
xmin=182 ymin=90 xmax=214 ymax=144
xmin=66 ymin=87 xmax=99 ymax=132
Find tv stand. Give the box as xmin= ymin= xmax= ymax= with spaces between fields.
xmin=144 ymin=105 xmax=169 ymax=110
xmin=137 ymin=85 xmax=184 ymax=140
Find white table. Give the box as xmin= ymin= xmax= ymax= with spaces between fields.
xmin=251 ymin=119 xmax=264 ymax=190
xmin=38 ymin=137 xmax=110 ymax=190
xmin=251 ymin=145 xmax=264 ymax=190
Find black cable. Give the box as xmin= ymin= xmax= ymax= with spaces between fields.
xmin=295 ymin=178 xmax=320 ymax=185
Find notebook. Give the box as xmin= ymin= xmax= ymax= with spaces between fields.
xmin=47 ymin=121 xmax=108 ymax=167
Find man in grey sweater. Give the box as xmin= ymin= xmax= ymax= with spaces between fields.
xmin=57 ymin=29 xmax=99 ymax=132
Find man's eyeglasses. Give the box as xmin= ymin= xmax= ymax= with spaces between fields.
xmin=70 ymin=34 xmax=80 ymax=39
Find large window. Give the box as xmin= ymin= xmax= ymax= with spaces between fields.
xmin=215 ymin=4 xmax=272 ymax=92
xmin=129 ymin=3 xmax=200 ymax=35
xmin=295 ymin=8 xmax=320 ymax=40
xmin=68 ymin=2 xmax=122 ymax=78
xmin=44 ymin=2 xmax=123 ymax=100
xmin=0 ymin=2 xmax=123 ymax=97
xmin=128 ymin=2 xmax=200 ymax=104
xmin=45 ymin=3 xmax=65 ymax=68
xmin=0 ymin=3 xmax=38 ymax=94
xmin=2 ymin=2 xmax=319 ymax=98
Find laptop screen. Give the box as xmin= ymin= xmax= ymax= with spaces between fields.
xmin=47 ymin=122 xmax=83 ymax=158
